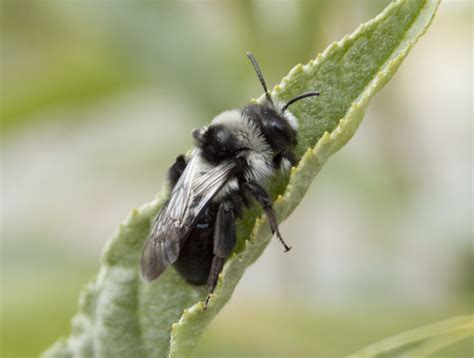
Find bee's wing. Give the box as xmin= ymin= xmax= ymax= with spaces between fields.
xmin=141 ymin=152 xmax=238 ymax=281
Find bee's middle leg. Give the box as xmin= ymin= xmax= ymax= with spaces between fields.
xmin=205 ymin=200 xmax=236 ymax=309
xmin=243 ymin=181 xmax=291 ymax=252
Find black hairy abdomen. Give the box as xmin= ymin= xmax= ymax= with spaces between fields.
xmin=173 ymin=206 xmax=217 ymax=285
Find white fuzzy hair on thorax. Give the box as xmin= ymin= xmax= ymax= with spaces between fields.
xmin=211 ymin=109 xmax=273 ymax=185
xmin=211 ymin=110 xmax=268 ymax=153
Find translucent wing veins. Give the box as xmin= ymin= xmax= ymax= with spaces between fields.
xmin=141 ymin=151 xmax=238 ymax=281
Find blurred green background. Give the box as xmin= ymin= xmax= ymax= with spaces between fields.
xmin=1 ymin=0 xmax=472 ymax=357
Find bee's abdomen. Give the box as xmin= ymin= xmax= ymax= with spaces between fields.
xmin=173 ymin=210 xmax=216 ymax=285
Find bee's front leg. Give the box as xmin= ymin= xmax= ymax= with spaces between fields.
xmin=273 ymin=150 xmax=298 ymax=171
xmin=205 ymin=200 xmax=236 ymax=309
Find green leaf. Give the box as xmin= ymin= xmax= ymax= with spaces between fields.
xmin=43 ymin=0 xmax=440 ymax=357
xmin=350 ymin=315 xmax=474 ymax=357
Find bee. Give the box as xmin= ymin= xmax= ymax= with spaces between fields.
xmin=141 ymin=53 xmax=319 ymax=308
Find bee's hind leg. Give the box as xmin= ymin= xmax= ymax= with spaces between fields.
xmin=205 ymin=200 xmax=236 ymax=309
xmin=167 ymin=154 xmax=187 ymax=188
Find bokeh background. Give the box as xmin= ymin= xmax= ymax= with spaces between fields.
xmin=1 ymin=0 xmax=472 ymax=357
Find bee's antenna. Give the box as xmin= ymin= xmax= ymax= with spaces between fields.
xmin=282 ymin=91 xmax=320 ymax=113
xmin=247 ymin=52 xmax=274 ymax=107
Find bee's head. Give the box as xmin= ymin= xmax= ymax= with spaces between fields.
xmin=243 ymin=103 xmax=297 ymax=153
xmin=245 ymin=52 xmax=319 ymax=153
xmin=192 ymin=53 xmax=319 ymax=164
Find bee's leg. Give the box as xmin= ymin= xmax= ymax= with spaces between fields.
xmin=243 ymin=181 xmax=291 ymax=252
xmin=273 ymin=150 xmax=298 ymax=171
xmin=167 ymin=154 xmax=187 ymax=188
xmin=205 ymin=200 xmax=236 ymax=309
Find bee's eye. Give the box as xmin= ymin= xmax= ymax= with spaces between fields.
xmin=271 ymin=121 xmax=286 ymax=132
xmin=262 ymin=118 xmax=296 ymax=151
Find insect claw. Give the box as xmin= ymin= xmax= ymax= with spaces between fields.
xmin=275 ymin=232 xmax=292 ymax=252
xmin=204 ymin=294 xmax=211 ymax=310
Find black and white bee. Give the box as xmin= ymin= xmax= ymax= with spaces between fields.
xmin=141 ymin=53 xmax=319 ymax=308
